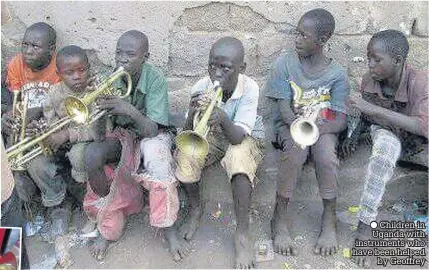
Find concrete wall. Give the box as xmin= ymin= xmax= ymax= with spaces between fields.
xmin=2 ymin=1 xmax=428 ymax=120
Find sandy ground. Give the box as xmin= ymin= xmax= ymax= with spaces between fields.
xmin=26 ymin=146 xmax=428 ymax=269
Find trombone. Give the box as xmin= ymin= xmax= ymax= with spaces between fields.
xmin=6 ymin=67 xmax=132 ymax=170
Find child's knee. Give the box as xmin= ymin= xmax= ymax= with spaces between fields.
xmin=140 ymin=134 xmax=175 ymax=181
xmin=68 ymin=143 xmax=90 ymax=183
xmin=85 ymin=143 xmax=108 ymax=172
xmin=222 ymin=137 xmax=263 ymax=187
xmin=371 ymin=128 xmax=402 ymax=162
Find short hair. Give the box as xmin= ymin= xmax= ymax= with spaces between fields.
xmin=369 ymin=30 xmax=409 ymax=60
xmin=56 ymin=45 xmax=88 ymax=69
xmin=26 ymin=22 xmax=56 ymax=46
xmin=301 ymin=8 xmax=335 ymax=39
xmin=120 ymin=30 xmax=149 ymax=52
xmin=211 ymin=36 xmax=245 ymax=63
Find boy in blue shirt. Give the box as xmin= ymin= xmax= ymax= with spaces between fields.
xmin=265 ymin=8 xmax=350 ymax=257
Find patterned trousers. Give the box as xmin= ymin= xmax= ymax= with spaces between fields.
xmin=357 ymin=126 xmax=402 ymax=225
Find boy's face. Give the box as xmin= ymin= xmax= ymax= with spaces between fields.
xmin=295 ymin=17 xmax=321 ymax=57
xmin=56 ymin=56 xmax=90 ymax=93
xmin=115 ymin=35 xmax=148 ymax=76
xmin=21 ymin=29 xmax=54 ymax=70
xmin=367 ymin=40 xmax=401 ymax=82
xmin=208 ymin=47 xmax=244 ymax=92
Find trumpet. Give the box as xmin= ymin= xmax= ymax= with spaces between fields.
xmin=8 ymin=90 xmax=29 ymax=171
xmin=64 ymin=66 xmax=132 ymax=124
xmin=6 ymin=67 xmax=133 ymax=170
xmin=175 ymin=81 xmax=222 ymax=182
xmin=290 ymin=102 xmax=326 ymax=149
xmin=288 ymin=80 xmax=329 ymax=149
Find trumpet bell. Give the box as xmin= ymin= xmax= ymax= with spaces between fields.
xmin=175 ymin=130 xmax=209 ymax=158
xmin=64 ymin=96 xmax=89 ymax=124
xmin=174 ymin=130 xmax=209 ymax=183
xmin=290 ymin=119 xmax=319 ymax=148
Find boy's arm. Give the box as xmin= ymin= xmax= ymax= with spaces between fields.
xmin=262 ymin=97 xmax=277 ymax=145
xmin=353 ymin=95 xmax=427 ymax=138
xmin=318 ymin=71 xmax=350 ymax=135
xmin=278 ymin=99 xmax=296 ymax=125
xmin=126 ymin=101 xmax=158 ymax=138
xmin=68 ymin=117 xmax=106 ymax=143
xmin=123 ymin=72 xmax=170 ymax=138
xmin=351 ymin=73 xmax=428 ymax=139
xmin=265 ymin=56 xmax=296 ymax=126
xmin=220 ymin=80 xmax=259 ymax=145
xmin=219 ymin=112 xmax=247 ymax=145
xmin=350 ymin=72 xmax=428 ymax=139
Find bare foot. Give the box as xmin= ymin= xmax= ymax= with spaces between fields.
xmin=179 ymin=205 xmax=202 ymax=240
xmin=89 ymin=234 xmax=110 ymax=261
xmin=55 ymin=235 xmax=73 ymax=268
xmin=314 ymin=208 xmax=338 ymax=256
xmin=164 ymin=226 xmax=191 ymax=261
xmin=272 ymin=197 xmax=297 ymax=256
xmin=234 ymin=231 xmax=256 ymax=269
xmin=352 ymin=221 xmax=372 ymax=268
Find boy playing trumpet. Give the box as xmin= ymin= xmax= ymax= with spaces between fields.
xmin=175 ymin=36 xmax=264 ymax=269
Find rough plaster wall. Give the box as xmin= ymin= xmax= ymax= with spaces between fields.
xmin=1 ymin=1 xmax=428 ymax=120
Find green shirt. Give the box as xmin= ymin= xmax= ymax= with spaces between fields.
xmin=112 ymin=62 xmax=169 ymax=135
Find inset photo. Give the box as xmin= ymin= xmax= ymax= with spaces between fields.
xmin=0 ymin=227 xmax=22 ymax=270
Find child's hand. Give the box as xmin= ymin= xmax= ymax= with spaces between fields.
xmin=46 ymin=129 xmax=69 ymax=152
xmin=347 ymin=92 xmax=373 ymax=114
xmin=189 ymin=92 xmax=210 ymax=112
xmin=96 ymin=96 xmax=134 ymax=116
xmin=207 ymin=106 xmax=226 ymax=127
xmin=85 ymin=75 xmax=99 ymax=92
xmin=277 ymin=125 xmax=300 ymax=152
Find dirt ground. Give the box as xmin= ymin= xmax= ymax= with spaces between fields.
xmin=26 ymin=145 xmax=428 ymax=269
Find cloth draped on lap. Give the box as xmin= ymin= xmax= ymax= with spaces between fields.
xmin=83 ymin=129 xmax=179 ymax=240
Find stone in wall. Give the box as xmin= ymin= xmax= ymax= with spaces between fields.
xmin=325 ymin=35 xmax=372 ymax=90
xmin=229 ymin=4 xmax=272 ymax=33
xmin=169 ymin=31 xmax=226 ymax=77
xmin=167 ymin=77 xmax=200 ymax=127
xmin=412 ymin=4 xmax=428 ymax=37
xmin=1 ymin=17 xmax=27 ymax=64
xmin=175 ymin=2 xmax=273 ymax=33
xmin=407 ymin=37 xmax=429 ymax=70
xmin=175 ymin=2 xmax=230 ymax=32
xmin=168 ymin=90 xmax=190 ymax=128
xmin=6 ymin=1 xmax=191 ymax=72
xmin=248 ymin=32 xmax=293 ymax=78
xmin=367 ymin=2 xmax=419 ymax=35
xmin=244 ymin=1 xmax=371 ymax=35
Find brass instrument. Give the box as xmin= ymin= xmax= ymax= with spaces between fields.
xmin=290 ymin=102 xmax=326 ymax=149
xmin=64 ymin=66 xmax=132 ymax=124
xmin=6 ymin=67 xmax=133 ymax=170
xmin=9 ymin=90 xmax=28 ymax=171
xmin=288 ymin=80 xmax=328 ymax=149
xmin=175 ymin=81 xmax=222 ymax=182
